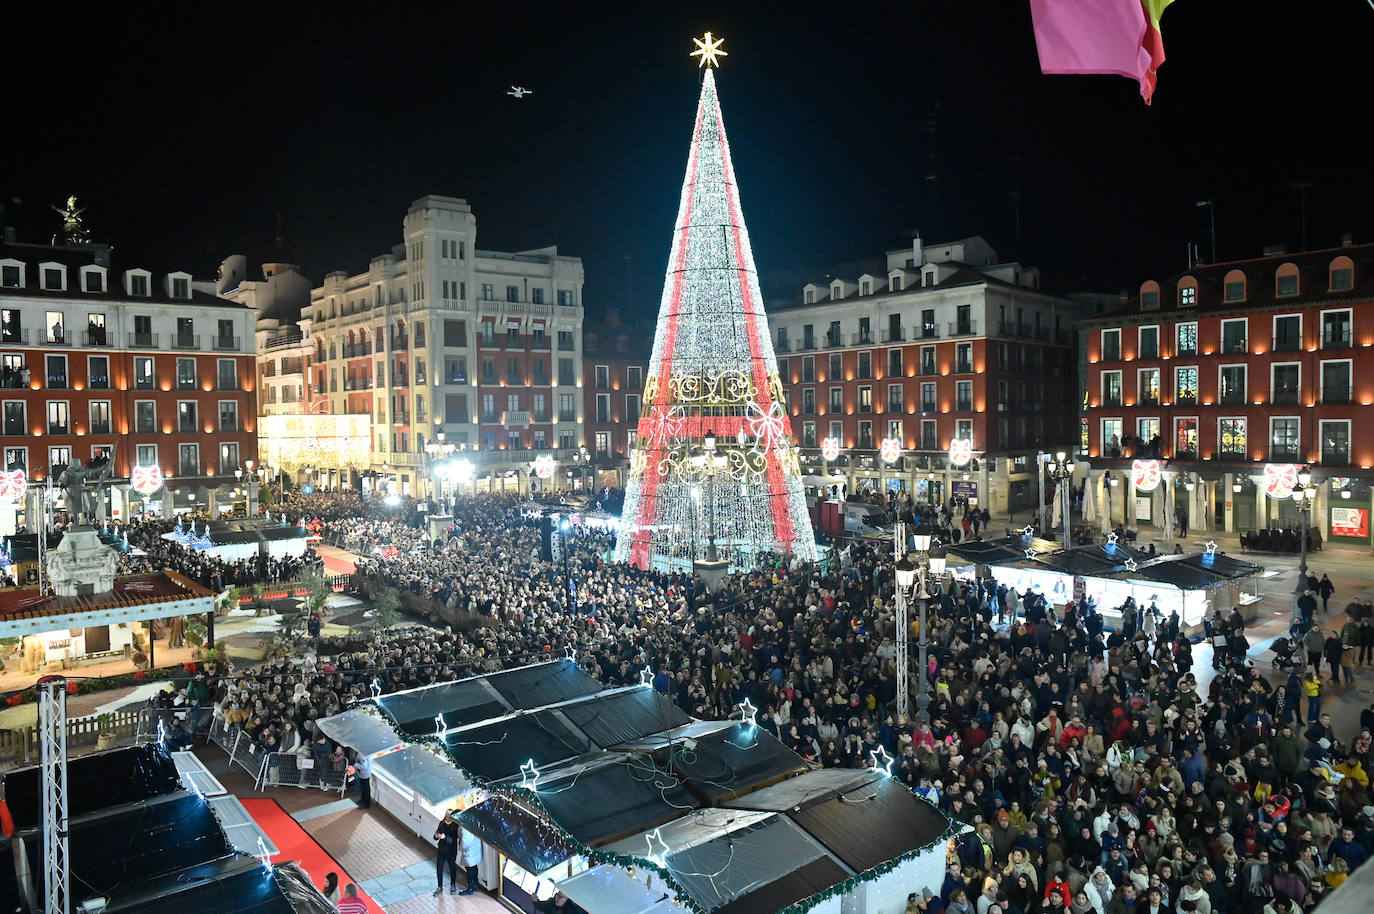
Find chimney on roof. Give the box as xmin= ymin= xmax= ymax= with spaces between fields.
xmin=1342 ymin=233 xmax=1354 ymax=247
xmin=1262 ymin=244 xmax=1286 ymax=256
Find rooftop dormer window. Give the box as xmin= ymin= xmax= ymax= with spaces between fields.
xmin=1139 ymin=280 xmax=1160 ymax=311
xmin=1223 ymin=269 xmax=1247 ymax=303
xmin=125 ymin=269 xmax=151 ymax=297
xmin=39 ymin=262 xmax=66 ymax=291
xmin=81 ymin=265 xmax=105 ymax=293
xmin=1330 ymin=255 xmax=1354 ymax=292
xmin=1276 ymin=263 xmax=1299 ymax=297
xmin=0 ymin=260 xmax=22 ymax=289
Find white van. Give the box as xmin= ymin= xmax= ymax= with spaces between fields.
xmin=843 ymin=503 xmax=892 ymax=537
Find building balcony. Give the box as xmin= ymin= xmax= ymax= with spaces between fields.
xmin=798 ymin=338 xmax=817 ymax=351
xmin=216 ymin=378 xmax=239 ymax=391
xmin=1269 ymin=447 xmax=1300 ymax=462
xmin=1176 ymin=345 xmax=1197 ymax=357
xmin=824 ymin=332 xmax=843 ymax=348
xmin=920 ymin=437 xmax=938 ymax=450
xmin=1322 ymin=331 xmax=1353 ymax=350
xmin=175 ymin=378 xmax=199 ymax=391
xmin=178 ymin=463 xmax=202 ymax=477
xmin=264 ymin=329 xmax=303 ymax=350
xmin=390 ymin=336 xmax=409 ymax=351
xmin=1221 ymin=338 xmax=1248 ymax=355
xmin=999 ymin=321 xmax=1016 ymax=335
xmin=557 ymin=339 xmax=575 ymax=351
xmin=0 ymin=327 xmax=28 ymax=345
xmin=531 ymin=338 xmax=551 ymax=351
xmin=775 ymin=341 xmax=790 ymax=353
xmin=955 ymin=400 xmax=973 ymax=412
xmin=83 ymin=330 xmax=109 ymax=347
xmin=853 ymin=332 xmax=874 ymax=345
xmin=557 ymin=374 xmax=575 ymax=386
xmin=343 ymin=378 xmax=373 ymax=391
xmin=128 ymin=332 xmax=159 ymax=349
xmin=948 ymin=321 xmax=978 ymax=337
xmin=1 ymin=371 xmax=29 ymax=389
xmin=920 ymin=364 xmax=938 ymax=377
xmin=480 ymin=412 xmax=500 ymax=424
xmin=1139 ymin=395 xmax=1160 ymax=407
xmin=177 ymin=421 xmax=199 ymax=434
xmin=1321 ymin=447 xmax=1350 ymax=466
xmin=1322 ymin=388 xmax=1352 ymax=405
xmin=1176 ymin=393 xmax=1197 ymax=406
xmin=447 ymin=373 xmax=468 ymax=384
xmin=1219 ymin=392 xmax=1247 ymax=406
xmin=213 ymin=336 xmax=241 ymax=352
xmin=171 ymin=334 xmax=200 ymax=351
xmin=1103 ymin=396 xmax=1122 ymax=408
xmin=955 ymin=360 xmax=973 ymax=374
xmin=343 ymin=344 xmax=373 ymax=358
xmin=1101 ymin=347 xmax=1121 ymax=362
xmin=46 ymin=376 xmax=68 ymax=389
xmin=920 ymin=400 xmax=937 ymax=413
xmin=558 ymin=411 xmax=576 ymax=422
xmin=1272 ymin=336 xmax=1302 ymax=353
xmin=481 ymin=374 xmax=498 ymax=386
xmin=1272 ymin=390 xmax=1301 ymax=405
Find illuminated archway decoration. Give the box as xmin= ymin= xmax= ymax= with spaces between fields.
xmin=879 ymin=437 xmax=902 ymax=464
xmin=131 ymin=464 xmax=163 ymax=498
xmin=1131 ymin=459 xmax=1161 ymax=492
xmin=820 ymin=437 xmax=840 ymax=461
xmin=948 ymin=438 xmax=972 ymax=467
xmin=533 ymin=454 xmax=555 ymax=479
xmin=1263 ymin=463 xmax=1299 ymax=499
xmin=0 ymin=468 xmax=25 ymax=503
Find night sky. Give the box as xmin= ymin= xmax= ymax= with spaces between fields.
xmin=6 ymin=2 xmax=1373 ymax=316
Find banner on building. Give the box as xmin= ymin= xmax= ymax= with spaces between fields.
xmin=952 ymin=481 xmax=979 ymax=498
xmin=1330 ymin=506 xmax=1368 ymax=540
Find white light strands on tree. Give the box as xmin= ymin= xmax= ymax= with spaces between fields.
xmin=614 ymin=36 xmax=817 ymax=572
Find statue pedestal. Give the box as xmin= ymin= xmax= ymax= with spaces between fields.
xmin=427 ymin=514 xmax=454 ymax=544
xmin=692 ymin=559 xmax=730 ymax=591
xmin=47 ymin=526 xmax=119 ymax=597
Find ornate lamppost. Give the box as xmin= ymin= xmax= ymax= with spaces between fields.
xmin=894 ymin=525 xmax=945 ymax=725
xmin=1049 ymin=451 xmax=1075 ymax=550
xmin=1291 ymin=469 xmax=1317 ymax=594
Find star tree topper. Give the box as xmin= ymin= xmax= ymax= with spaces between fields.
xmin=691 ymin=31 xmax=727 ymax=68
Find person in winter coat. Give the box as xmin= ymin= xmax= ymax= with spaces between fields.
xmin=1319 ymin=574 xmax=1335 ymax=613
xmin=1323 ymin=632 xmax=1345 ymax=683
xmin=458 ymin=826 xmax=483 ymax=895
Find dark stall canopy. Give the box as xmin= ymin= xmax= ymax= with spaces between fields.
xmin=378 ymin=658 xmax=604 ymax=737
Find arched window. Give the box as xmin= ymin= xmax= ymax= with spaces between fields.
xmin=1275 ymin=262 xmax=1300 ymax=297
xmin=1330 ymin=255 xmax=1354 ymax=292
xmin=1223 ymin=269 xmax=1247 ymax=303
xmin=1139 ymin=280 xmax=1161 ymax=311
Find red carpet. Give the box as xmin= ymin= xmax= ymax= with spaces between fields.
xmin=240 ymin=798 xmax=378 ymax=911
xmin=319 ymin=550 xmax=358 ymax=575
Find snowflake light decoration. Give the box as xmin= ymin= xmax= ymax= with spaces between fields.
xmin=690 ymin=31 xmax=727 ymax=68
xmin=821 ymin=437 xmax=841 ymax=461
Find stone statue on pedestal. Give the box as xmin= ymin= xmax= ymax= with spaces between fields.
xmin=57 ymin=456 xmax=113 ymax=527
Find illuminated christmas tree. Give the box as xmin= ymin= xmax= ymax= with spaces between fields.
xmin=614 ymin=34 xmax=817 ymax=571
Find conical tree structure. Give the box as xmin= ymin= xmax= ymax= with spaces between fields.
xmin=614 ymin=69 xmax=817 ymax=570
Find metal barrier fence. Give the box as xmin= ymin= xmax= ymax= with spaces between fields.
xmin=134 ymin=706 xmax=213 ymax=746
xmin=255 ymin=750 xmax=348 ymax=795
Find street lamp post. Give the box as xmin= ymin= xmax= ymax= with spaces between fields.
xmin=1049 ymin=451 xmax=1075 ymax=550
xmin=895 ymin=525 xmax=945 ymax=725
xmin=1196 ymin=198 xmax=1216 ymax=264
xmin=1292 ymin=469 xmax=1317 ymax=594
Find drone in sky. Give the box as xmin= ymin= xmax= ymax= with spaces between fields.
xmin=507 ymin=86 xmax=533 ymax=99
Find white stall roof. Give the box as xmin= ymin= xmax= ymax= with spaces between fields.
xmin=314 ymin=708 xmax=405 ymax=757
xmin=207 ymin=795 xmax=279 ymax=857
xmin=171 ymin=749 xmax=226 ymax=796
xmin=557 ymin=865 xmax=694 ymax=914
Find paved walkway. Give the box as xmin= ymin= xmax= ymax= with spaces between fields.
xmin=192 ymin=745 xmax=504 ymax=912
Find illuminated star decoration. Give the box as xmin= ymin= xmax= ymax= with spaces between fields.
xmin=370 ymin=678 xmax=382 ymax=700
xmin=639 ymin=665 xmax=655 ymax=688
xmin=564 ymin=643 xmax=577 ymax=662
xmin=1124 ymin=557 xmax=1138 ymax=572
xmin=870 ymin=745 xmax=895 ymax=777
xmin=1204 ymin=540 xmax=1218 ymax=556
xmin=1022 ymin=525 xmax=1035 ymax=538
xmin=738 ymin=698 xmax=757 ymax=727
xmin=434 ymin=713 xmax=447 ymax=739
xmin=690 ymin=31 xmax=727 ymax=69
xmin=520 ymin=758 xmax=541 ymax=792
xmin=157 ymin=719 xmax=166 ymax=746
xmin=1025 ymin=547 xmax=1036 ymax=560
xmin=644 ymin=827 xmax=671 ymax=867
xmin=1106 ymin=532 xmax=1119 ymax=548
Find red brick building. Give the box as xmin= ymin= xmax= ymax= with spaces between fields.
xmin=1 ymin=239 xmax=258 ymax=525
xmin=582 ymin=309 xmax=649 ymax=491
xmin=1077 ymin=239 xmax=1374 ymax=543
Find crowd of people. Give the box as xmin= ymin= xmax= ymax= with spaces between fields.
xmin=120 ymin=516 xmax=321 ymax=590
xmin=174 ymin=489 xmax=1374 ymax=914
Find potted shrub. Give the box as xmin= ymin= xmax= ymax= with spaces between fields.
xmin=96 ymin=712 xmax=116 ymax=750
xmin=251 ymin=582 xmax=268 ymax=616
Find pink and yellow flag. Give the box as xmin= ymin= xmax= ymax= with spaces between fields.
xmin=1029 ymin=0 xmax=1176 ymax=104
